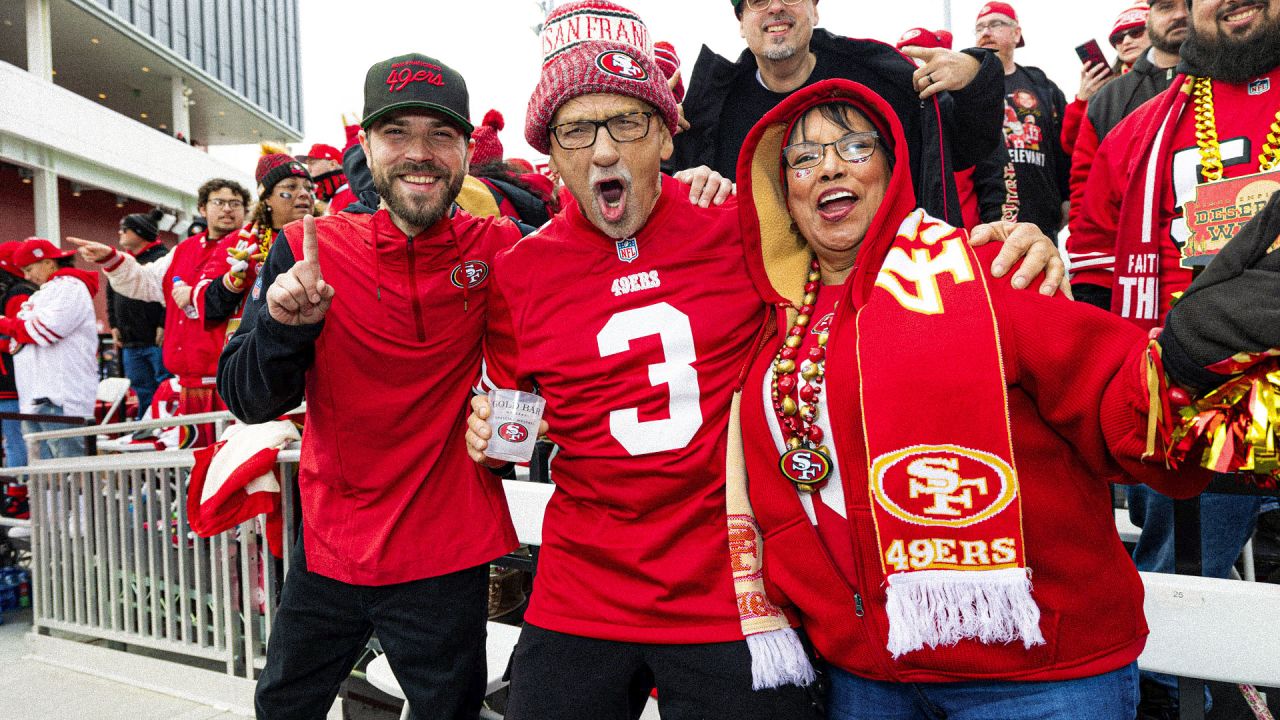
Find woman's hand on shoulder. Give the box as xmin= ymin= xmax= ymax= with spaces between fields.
xmin=970 ymin=221 xmax=1071 ymax=298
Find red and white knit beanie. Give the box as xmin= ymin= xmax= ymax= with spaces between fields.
xmin=525 ymin=40 xmax=679 ymax=155
xmin=540 ymin=0 xmax=652 ymax=67
xmin=653 ymin=41 xmax=684 ymax=102
xmin=1110 ymin=3 xmax=1149 ymax=46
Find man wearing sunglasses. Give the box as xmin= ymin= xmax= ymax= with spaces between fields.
xmin=970 ymin=1 xmax=1072 ymax=240
xmin=1065 ymin=0 xmax=1188 ymax=237
xmin=670 ymin=0 xmax=1004 ymax=230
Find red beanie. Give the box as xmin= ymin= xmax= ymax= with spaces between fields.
xmin=896 ymin=27 xmax=953 ymax=51
xmin=1110 ymin=3 xmax=1149 ymax=46
xmin=470 ymin=109 xmax=506 ymax=167
xmin=525 ymin=40 xmax=679 ymax=155
xmin=653 ymin=41 xmax=685 ymax=102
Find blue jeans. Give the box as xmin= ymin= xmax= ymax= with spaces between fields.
xmin=0 ymin=398 xmax=26 ymax=467
xmin=121 ymin=345 xmax=168 ymax=418
xmin=1127 ymin=480 xmax=1264 ymax=706
xmin=827 ymin=663 xmax=1139 ymax=720
xmin=20 ymin=401 xmax=85 ymax=460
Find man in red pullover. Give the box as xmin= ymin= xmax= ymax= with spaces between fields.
xmin=70 ymin=178 xmax=251 ymax=446
xmin=217 ymin=54 xmax=519 ymax=719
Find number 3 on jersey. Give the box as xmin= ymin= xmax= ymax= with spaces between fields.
xmin=596 ymin=302 xmax=703 ymax=455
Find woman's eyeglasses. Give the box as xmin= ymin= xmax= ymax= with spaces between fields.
xmin=783 ymin=131 xmax=880 ymax=170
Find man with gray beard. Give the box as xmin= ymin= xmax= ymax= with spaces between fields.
xmin=671 ymin=0 xmax=1004 ymax=229
xmin=218 ymin=53 xmax=521 ymax=719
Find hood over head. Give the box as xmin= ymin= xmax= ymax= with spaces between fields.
xmin=736 ymin=78 xmax=916 ymax=312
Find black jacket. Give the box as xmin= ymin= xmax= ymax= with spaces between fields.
xmin=671 ymin=29 xmax=1004 ymax=227
xmin=0 ymin=275 xmax=36 ymax=398
xmin=1087 ymin=50 xmax=1178 ymax=142
xmin=107 ymin=242 xmax=168 ymax=347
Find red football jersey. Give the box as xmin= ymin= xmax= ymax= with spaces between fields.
xmin=484 ymin=175 xmax=765 ymax=643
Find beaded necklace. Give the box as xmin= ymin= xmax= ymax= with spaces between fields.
xmin=771 ymin=258 xmax=835 ymax=493
xmin=1191 ymin=76 xmax=1280 ymax=182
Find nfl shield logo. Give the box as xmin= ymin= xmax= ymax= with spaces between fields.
xmin=616 ymin=237 xmax=639 ymax=263
xmin=1250 ymin=78 xmax=1271 ymax=95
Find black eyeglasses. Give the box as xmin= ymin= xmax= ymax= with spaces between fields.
xmin=782 ymin=131 xmax=880 ymax=170
xmin=549 ymin=112 xmax=655 ymax=150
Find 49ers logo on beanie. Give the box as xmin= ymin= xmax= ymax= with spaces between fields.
xmin=596 ymin=50 xmax=647 ymax=81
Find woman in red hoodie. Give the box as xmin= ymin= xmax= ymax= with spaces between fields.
xmin=734 ymin=79 xmax=1277 ymax=718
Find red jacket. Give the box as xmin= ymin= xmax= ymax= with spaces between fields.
xmin=102 ymin=231 xmax=238 ymax=387
xmin=737 ymin=80 xmax=1208 ymax=684
xmin=218 ymin=209 xmax=519 ymax=585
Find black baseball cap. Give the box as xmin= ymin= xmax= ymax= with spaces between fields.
xmin=362 ymin=53 xmax=472 ymax=134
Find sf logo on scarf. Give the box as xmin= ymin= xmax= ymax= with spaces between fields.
xmin=875 ymin=218 xmax=974 ymax=315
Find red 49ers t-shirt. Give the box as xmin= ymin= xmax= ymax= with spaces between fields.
xmin=484 ymin=175 xmax=764 ymax=643
xmin=1154 ymin=67 xmax=1280 ymax=313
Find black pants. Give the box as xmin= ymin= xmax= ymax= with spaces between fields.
xmin=505 ymin=623 xmax=824 ymax=720
xmin=255 ymin=540 xmax=489 ymax=720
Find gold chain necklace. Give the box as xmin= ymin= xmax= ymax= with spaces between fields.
xmin=1192 ymin=76 xmax=1280 ymax=182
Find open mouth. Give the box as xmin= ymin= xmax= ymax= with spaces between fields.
xmin=764 ymin=20 xmax=793 ymax=36
xmin=816 ymin=189 xmax=858 ymax=222
xmin=594 ymin=178 xmax=628 ymax=223
xmin=1222 ymin=2 xmax=1263 ymax=28
xmin=398 ymin=173 xmax=440 ymax=192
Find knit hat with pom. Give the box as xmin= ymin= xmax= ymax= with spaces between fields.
xmin=255 ymin=152 xmax=310 ymax=197
xmin=120 ymin=208 xmax=165 ymax=241
xmin=525 ymin=40 xmax=678 ymax=154
xmin=653 ymin=41 xmax=684 ymax=102
xmin=470 ymin=109 xmax=506 ymax=166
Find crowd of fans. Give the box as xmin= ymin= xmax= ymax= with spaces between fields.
xmin=2 ymin=1 xmax=1278 ymax=718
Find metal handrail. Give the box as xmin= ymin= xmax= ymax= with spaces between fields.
xmin=22 ymin=404 xmax=305 ymax=442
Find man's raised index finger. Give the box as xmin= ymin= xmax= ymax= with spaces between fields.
xmin=301 ymin=214 xmax=320 ymax=263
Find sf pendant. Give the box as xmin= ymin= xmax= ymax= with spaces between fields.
xmin=779 ymin=446 xmax=832 ymax=493
xmin=771 ymin=257 xmax=833 ymax=493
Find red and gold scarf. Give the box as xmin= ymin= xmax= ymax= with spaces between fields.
xmin=858 ymin=209 xmax=1043 ymax=657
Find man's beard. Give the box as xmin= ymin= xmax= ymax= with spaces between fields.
xmin=1181 ymin=3 xmax=1280 ymax=82
xmin=371 ymin=161 xmax=463 ymax=231
xmin=1149 ymin=19 xmax=1187 ymax=55
xmin=763 ymin=45 xmax=798 ymax=61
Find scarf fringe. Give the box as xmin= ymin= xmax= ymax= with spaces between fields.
xmin=884 ymin=567 xmax=1045 ymax=658
xmin=745 ymin=627 xmax=816 ymax=690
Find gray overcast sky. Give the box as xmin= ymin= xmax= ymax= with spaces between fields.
xmin=211 ymin=0 xmax=1138 ymax=169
